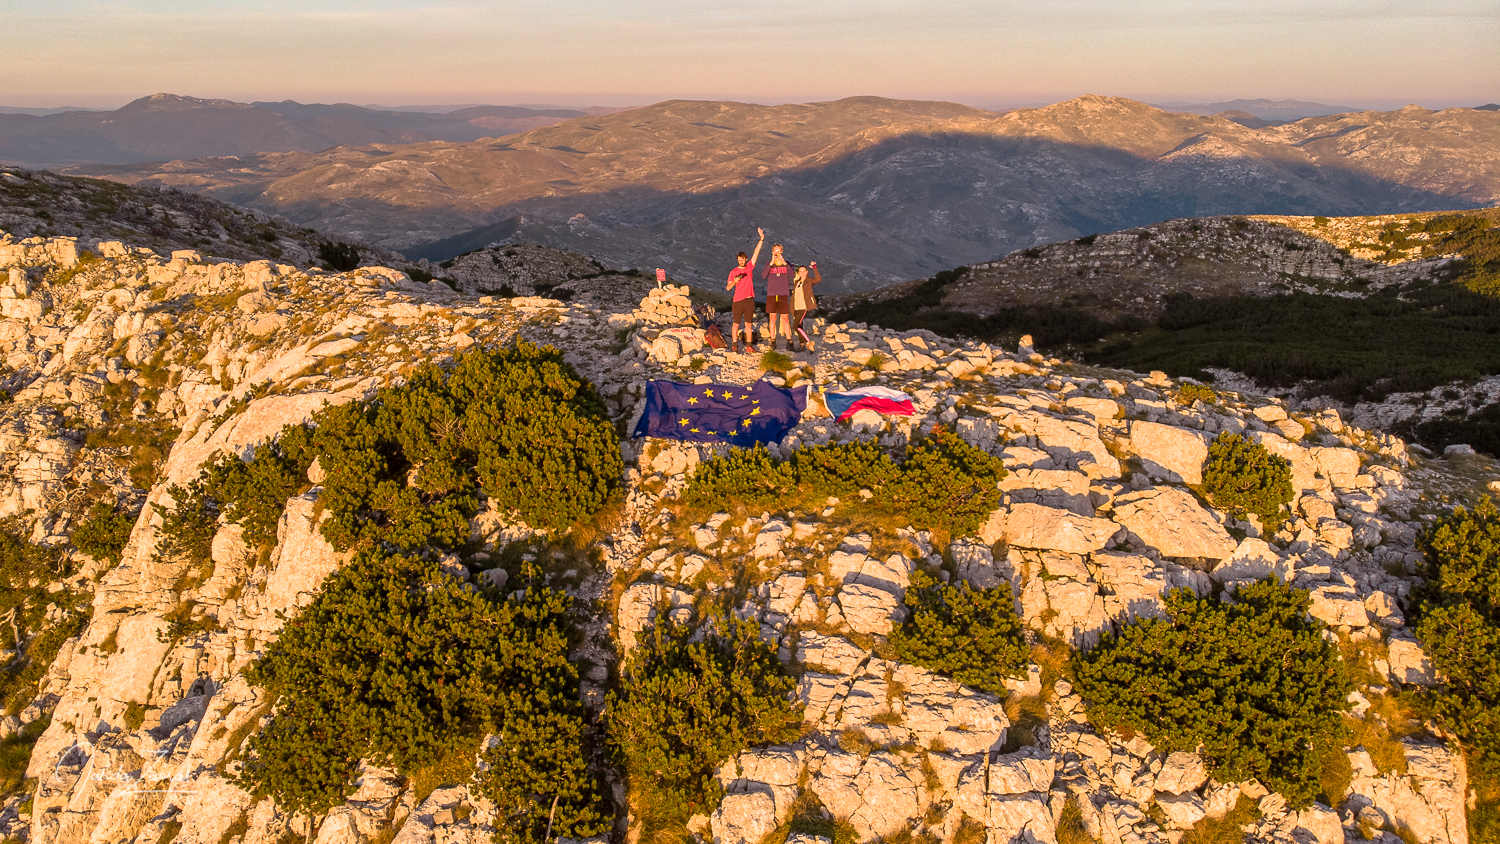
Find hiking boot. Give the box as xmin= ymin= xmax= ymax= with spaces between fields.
xmin=731 ymin=341 xmax=740 ymax=354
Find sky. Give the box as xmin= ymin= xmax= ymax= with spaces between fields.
xmin=1 ymin=0 xmax=1495 ymax=110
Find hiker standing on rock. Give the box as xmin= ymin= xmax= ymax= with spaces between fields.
xmin=726 ymin=228 xmax=764 ymax=353
xmin=762 ymin=242 xmax=795 ymax=351
xmin=792 ymin=262 xmax=821 ymax=352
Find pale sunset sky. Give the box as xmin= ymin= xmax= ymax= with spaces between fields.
xmin=1 ymin=0 xmax=1495 ymax=109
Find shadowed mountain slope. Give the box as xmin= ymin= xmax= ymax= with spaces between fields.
xmin=65 ymin=96 xmax=1500 ymax=292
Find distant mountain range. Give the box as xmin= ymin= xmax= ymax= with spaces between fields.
xmin=56 ymin=95 xmax=1500 ymax=292
xmin=1153 ymin=98 xmax=1360 ymax=120
xmin=0 ymin=94 xmax=597 ymax=165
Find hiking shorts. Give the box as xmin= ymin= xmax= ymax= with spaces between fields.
xmin=732 ymin=298 xmax=756 ymax=322
xmin=766 ymin=295 xmax=790 ymax=314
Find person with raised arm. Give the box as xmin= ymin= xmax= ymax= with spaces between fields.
xmin=791 ymin=261 xmax=822 ymax=352
xmin=761 ymin=242 xmax=794 ymax=351
xmin=725 ymin=227 xmax=765 ymax=354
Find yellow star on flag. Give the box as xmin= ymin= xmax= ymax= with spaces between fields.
xmin=751 ymin=407 xmax=761 ymax=416
xmin=679 ymin=417 xmax=689 ymax=426
xmin=690 ymin=428 xmax=700 ymax=433
xmin=687 ymin=396 xmax=698 ymax=405
xmin=742 ymin=419 xmax=751 ymax=427
xmin=722 ymin=390 xmax=734 ymax=399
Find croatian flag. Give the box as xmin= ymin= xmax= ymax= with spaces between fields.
xmin=823 ymin=386 xmax=915 ymax=422
xmin=632 ymin=380 xmax=808 ymax=446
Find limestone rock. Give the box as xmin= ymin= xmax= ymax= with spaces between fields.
xmin=1112 ymin=487 xmax=1237 ymax=560
xmin=1130 ymin=420 xmax=1211 ymax=485
xmin=1154 ymin=751 xmax=1209 ymax=794
xmin=1004 ymin=503 xmax=1117 ymax=554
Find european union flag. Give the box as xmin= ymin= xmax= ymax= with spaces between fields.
xmin=632 ymin=380 xmax=808 ymax=446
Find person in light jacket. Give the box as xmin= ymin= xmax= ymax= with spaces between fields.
xmin=791 ymin=261 xmax=821 ymax=352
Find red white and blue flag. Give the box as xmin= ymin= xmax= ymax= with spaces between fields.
xmin=823 ymin=386 xmax=915 ymax=422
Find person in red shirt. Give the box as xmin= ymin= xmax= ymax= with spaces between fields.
xmin=725 ymin=227 xmax=765 ymax=353
xmin=762 ymin=243 xmax=794 ymax=351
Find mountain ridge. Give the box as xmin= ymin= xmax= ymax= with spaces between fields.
xmin=59 ymin=95 xmax=1500 ymax=292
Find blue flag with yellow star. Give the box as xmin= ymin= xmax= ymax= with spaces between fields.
xmin=632 ymin=380 xmax=808 ymax=446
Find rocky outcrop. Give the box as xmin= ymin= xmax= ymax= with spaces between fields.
xmin=0 ymin=221 xmax=1480 ymax=844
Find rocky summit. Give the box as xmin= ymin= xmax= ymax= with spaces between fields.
xmin=0 ymin=181 xmax=1494 ymax=844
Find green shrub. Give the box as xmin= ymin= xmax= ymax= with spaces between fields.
xmin=1088 ymin=284 xmax=1500 ymax=404
xmin=879 ymin=428 xmax=1007 ymax=536
xmin=1071 ymin=578 xmax=1350 ymax=808
xmin=680 ymin=447 xmax=790 ymax=512
xmin=680 ymin=433 xmax=1002 ymax=536
xmin=318 ymin=342 xmax=621 ymax=547
xmin=160 ymin=342 xmax=621 ymax=556
xmin=0 ymin=523 xmax=89 ymax=713
xmin=1175 ymin=383 xmax=1217 ymax=406
xmin=788 ymin=440 xmax=896 ymax=499
xmin=153 ymin=482 xmax=218 ymax=567
xmin=608 ymin=616 xmax=802 ymax=829
xmin=1415 ymin=498 xmax=1500 ymax=780
xmin=1201 ymin=432 xmax=1294 ymax=526
xmin=201 ymin=428 xmax=316 ymax=548
xmin=237 ymin=547 xmax=607 ymax=830
xmin=0 ymin=717 xmax=49 ymax=797
xmin=1410 ymin=401 xmax=1500 ymax=459
xmin=318 ymin=241 xmax=361 ymax=272
xmin=889 ymin=570 xmax=1027 ymax=693
xmin=72 ymin=500 xmax=137 ymax=565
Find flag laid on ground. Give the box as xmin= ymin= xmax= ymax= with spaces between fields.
xmin=632 ymin=380 xmax=808 ymax=446
xmin=823 ymin=386 xmax=915 ymax=422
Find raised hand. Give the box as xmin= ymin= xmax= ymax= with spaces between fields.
xmin=757 ymin=227 xmax=765 ymax=239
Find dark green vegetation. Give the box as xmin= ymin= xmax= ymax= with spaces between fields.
xmin=1071 ymin=579 xmax=1350 ymax=808
xmin=1090 ymin=284 xmax=1500 ymax=404
xmin=0 ymin=522 xmax=90 ymax=712
xmin=1407 ymin=402 xmax=1500 ymax=459
xmin=1414 ymin=498 xmax=1500 ymax=839
xmin=156 ymin=344 xmax=623 ymax=833
xmin=889 ymin=570 xmax=1028 ymax=694
xmin=0 ymin=718 xmax=49 ymax=798
xmin=608 ymin=617 xmax=802 ymax=833
xmin=1201 ymin=432 xmax=1295 ymax=526
xmin=680 ymin=430 xmax=1005 ymax=537
xmin=158 ymin=342 xmax=623 ymax=562
xmin=830 ymin=267 xmax=1147 ymax=349
xmin=71 ymin=499 xmax=137 ymax=565
xmin=317 ymin=241 xmax=361 ymax=272
xmin=236 ymin=547 xmax=610 ymax=841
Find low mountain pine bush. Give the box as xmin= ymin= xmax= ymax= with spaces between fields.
xmin=879 ymin=428 xmax=1006 ymax=536
xmin=607 ymin=616 xmax=802 ymax=829
xmin=889 ymin=570 xmax=1028 ymax=693
xmin=236 ymin=546 xmax=608 ymax=834
xmin=1201 ymin=432 xmax=1294 ymax=526
xmin=1415 ymin=498 xmax=1500 ymax=781
xmin=679 ymin=431 xmax=1003 ymax=537
xmin=1071 ymin=578 xmax=1350 ymax=808
xmin=159 ymin=342 xmax=622 ymax=557
xmin=72 ymin=500 xmax=137 ymax=565
xmin=680 ymin=446 xmax=790 ymax=512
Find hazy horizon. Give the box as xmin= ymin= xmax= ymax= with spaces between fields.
xmin=0 ymin=1 xmax=1493 ymax=111
xmin=0 ymin=93 xmax=1493 ymax=115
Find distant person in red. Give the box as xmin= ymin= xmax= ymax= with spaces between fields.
xmin=725 ymin=227 xmax=764 ymax=353
xmin=792 ymin=262 xmax=821 ymax=351
xmin=762 ymin=243 xmax=794 ymax=351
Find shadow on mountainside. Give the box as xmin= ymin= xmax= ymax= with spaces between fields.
xmin=395 ymin=131 xmax=1488 ymax=292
